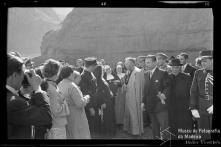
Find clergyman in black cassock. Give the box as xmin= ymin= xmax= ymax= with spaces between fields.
xmin=168 ymin=59 xmax=193 ymax=139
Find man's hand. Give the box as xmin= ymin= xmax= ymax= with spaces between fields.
xmin=84 ymin=95 xmax=90 ymax=99
xmin=160 ymin=93 xmax=166 ymax=100
xmin=84 ymin=95 xmax=90 ymax=103
xmin=191 ymin=109 xmax=200 ymax=118
xmin=89 ymin=108 xmax=95 ymax=116
xmin=157 ymin=92 xmax=166 ymax=104
xmin=122 ymin=84 xmax=127 ymax=92
xmin=101 ymin=103 xmax=106 ymax=109
xmin=26 ymin=69 xmax=41 ymax=91
xmin=207 ymin=105 xmax=213 ymax=114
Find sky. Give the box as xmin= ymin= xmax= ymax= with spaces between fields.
xmin=52 ymin=8 xmax=73 ymax=19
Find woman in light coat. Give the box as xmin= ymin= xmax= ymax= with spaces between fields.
xmin=42 ymin=59 xmax=70 ymax=139
xmin=58 ymin=65 xmax=91 ymax=139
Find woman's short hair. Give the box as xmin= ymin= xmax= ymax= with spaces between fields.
xmin=42 ymin=59 xmax=61 ymax=78
xmin=59 ymin=65 xmax=73 ymax=80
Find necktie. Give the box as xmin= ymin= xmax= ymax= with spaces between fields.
xmin=181 ymin=66 xmax=184 ymax=72
xmin=150 ymin=71 xmax=152 ymax=79
xmin=125 ymin=71 xmax=132 ymax=85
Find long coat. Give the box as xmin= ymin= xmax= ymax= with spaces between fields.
xmin=123 ymin=67 xmax=144 ymax=135
xmin=96 ymin=78 xmax=116 ymax=136
xmin=168 ymin=72 xmax=193 ymax=139
xmin=58 ymin=79 xmax=90 ymax=139
xmin=79 ymin=70 xmax=98 ymax=133
xmin=113 ymin=73 xmax=126 ymax=125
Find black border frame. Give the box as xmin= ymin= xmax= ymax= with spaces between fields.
xmin=1 ymin=0 xmax=219 ymax=146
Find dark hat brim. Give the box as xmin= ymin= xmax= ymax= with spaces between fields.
xmin=86 ymin=61 xmax=98 ymax=67
xmin=199 ymin=55 xmax=213 ymax=60
xmin=169 ymin=63 xmax=183 ymax=66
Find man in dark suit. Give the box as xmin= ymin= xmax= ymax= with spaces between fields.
xmin=7 ymin=53 xmax=52 ymax=139
xmin=178 ymin=52 xmax=198 ymax=132
xmin=190 ymin=50 xmax=213 ymax=140
xmin=143 ymin=55 xmax=171 ymax=139
xmin=79 ymin=57 xmax=98 ymax=134
xmin=168 ymin=59 xmax=193 ymax=139
xmin=178 ymin=52 xmax=196 ymax=78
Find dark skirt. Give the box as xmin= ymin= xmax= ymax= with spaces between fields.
xmin=99 ymin=97 xmax=116 ymax=137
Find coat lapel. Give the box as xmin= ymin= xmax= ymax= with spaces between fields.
xmin=150 ymin=67 xmax=159 ymax=82
xmin=184 ymin=64 xmax=189 ymax=73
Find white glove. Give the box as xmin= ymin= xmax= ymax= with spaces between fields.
xmin=207 ymin=105 xmax=213 ymax=114
xmin=191 ymin=109 xmax=200 ymax=118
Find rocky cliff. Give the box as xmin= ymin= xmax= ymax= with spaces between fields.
xmin=39 ymin=8 xmax=213 ymax=66
xmin=7 ymin=8 xmax=60 ymax=57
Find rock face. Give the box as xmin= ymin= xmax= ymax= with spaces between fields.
xmin=7 ymin=8 xmax=60 ymax=57
xmin=40 ymin=8 xmax=213 ymax=66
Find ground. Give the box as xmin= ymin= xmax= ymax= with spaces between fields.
xmin=91 ymin=126 xmax=153 ymax=139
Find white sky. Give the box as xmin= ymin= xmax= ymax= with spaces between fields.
xmin=52 ymin=8 xmax=73 ymax=16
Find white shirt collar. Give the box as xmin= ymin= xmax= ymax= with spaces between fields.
xmin=150 ymin=66 xmax=157 ymax=74
xmin=107 ymin=74 xmax=114 ymax=80
xmin=183 ymin=63 xmax=188 ymax=70
xmin=6 ymin=85 xmax=19 ymax=96
xmin=117 ymin=73 xmax=125 ymax=79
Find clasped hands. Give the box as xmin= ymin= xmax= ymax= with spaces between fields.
xmin=89 ymin=103 xmax=106 ymax=117
xmin=157 ymin=92 xmax=166 ymax=104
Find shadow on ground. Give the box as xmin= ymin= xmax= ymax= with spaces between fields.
xmin=91 ymin=126 xmax=153 ymax=139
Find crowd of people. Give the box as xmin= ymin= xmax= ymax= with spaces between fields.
xmin=7 ymin=50 xmax=213 ymax=140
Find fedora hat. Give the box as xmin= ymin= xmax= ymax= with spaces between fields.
xmin=199 ymin=50 xmax=213 ymax=59
xmin=169 ymin=58 xmax=183 ymax=66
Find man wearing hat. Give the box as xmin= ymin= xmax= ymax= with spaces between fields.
xmin=190 ymin=50 xmax=213 ymax=140
xmin=79 ymin=57 xmax=98 ymax=135
xmin=168 ymin=59 xmax=193 ymax=139
xmin=178 ymin=52 xmax=196 ymax=78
